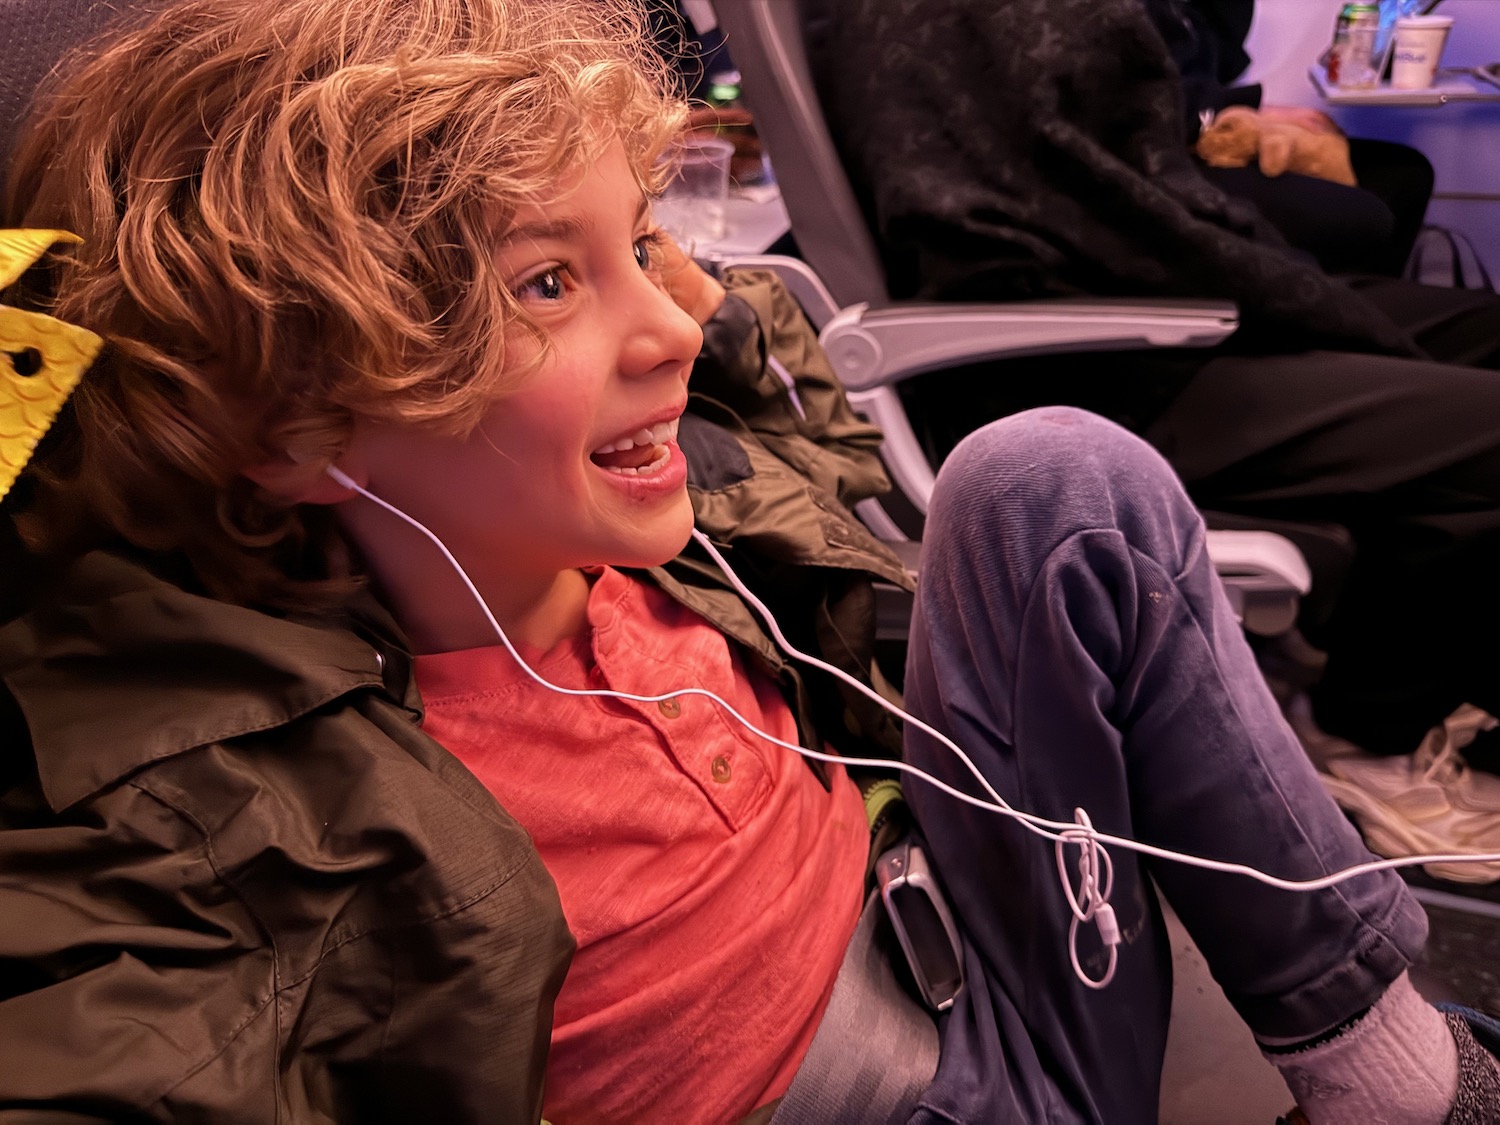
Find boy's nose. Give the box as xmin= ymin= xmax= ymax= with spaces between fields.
xmin=619 ymin=270 xmax=703 ymax=380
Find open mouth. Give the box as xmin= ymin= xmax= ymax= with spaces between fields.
xmin=589 ymin=418 xmax=679 ymax=476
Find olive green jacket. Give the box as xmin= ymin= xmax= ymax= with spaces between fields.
xmin=0 ymin=268 xmax=910 ymax=1121
xmin=0 ymin=554 xmax=573 ymax=1123
xmin=654 ymin=266 xmax=913 ymax=773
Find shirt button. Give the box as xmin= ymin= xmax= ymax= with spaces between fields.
xmin=658 ymin=698 xmax=682 ymax=719
xmin=711 ymin=756 xmax=732 ymax=783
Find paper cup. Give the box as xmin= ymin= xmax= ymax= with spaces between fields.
xmin=1390 ymin=15 xmax=1454 ymax=90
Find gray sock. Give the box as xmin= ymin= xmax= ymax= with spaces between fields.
xmin=1260 ymin=973 xmax=1457 ymax=1125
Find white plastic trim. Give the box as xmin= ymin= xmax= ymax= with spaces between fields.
xmin=1202 ymin=529 xmax=1313 ymax=595
xmin=848 ymin=386 xmax=937 ymax=516
xmin=855 ymin=497 xmax=910 ymax=542
xmin=822 ymin=302 xmax=1238 ymax=392
xmin=710 ymin=253 xmax=843 ymax=330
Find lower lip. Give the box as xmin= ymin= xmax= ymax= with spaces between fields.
xmin=593 ymin=438 xmax=688 ymax=500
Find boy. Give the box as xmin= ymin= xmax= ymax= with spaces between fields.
xmin=1 ymin=0 xmax=1497 ymax=1122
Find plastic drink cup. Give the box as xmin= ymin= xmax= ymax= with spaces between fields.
xmin=655 ymin=135 xmax=734 ymax=249
xmin=1390 ymin=15 xmax=1455 ymax=90
xmin=1338 ymin=3 xmax=1381 ymax=88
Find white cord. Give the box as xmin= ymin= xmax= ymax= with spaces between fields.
xmin=331 ymin=465 xmax=1500 ymax=987
xmin=1060 ymin=809 xmax=1119 ymax=989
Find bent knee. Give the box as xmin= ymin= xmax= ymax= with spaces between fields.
xmin=936 ymin=407 xmax=1173 ymax=503
xmin=924 ymin=407 xmax=1199 ymax=564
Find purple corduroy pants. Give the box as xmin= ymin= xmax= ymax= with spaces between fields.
xmin=901 ymin=407 xmax=1428 ymax=1124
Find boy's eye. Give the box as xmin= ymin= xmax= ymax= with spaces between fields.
xmin=517 ymin=268 xmax=565 ymax=302
xmin=634 ymin=231 xmax=663 ymax=271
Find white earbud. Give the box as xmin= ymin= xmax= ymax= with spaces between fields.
xmin=326 ymin=464 xmax=358 ymax=490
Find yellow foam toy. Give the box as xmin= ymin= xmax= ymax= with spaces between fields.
xmin=0 ymin=230 xmax=103 ymax=504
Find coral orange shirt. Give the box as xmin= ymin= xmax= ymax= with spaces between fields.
xmin=416 ymin=566 xmax=868 ymax=1124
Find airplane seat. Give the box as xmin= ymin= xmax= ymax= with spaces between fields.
xmin=710 ymin=0 xmax=1362 ymax=641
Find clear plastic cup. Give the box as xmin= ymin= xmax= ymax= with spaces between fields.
xmin=655 ymin=135 xmax=734 ymax=250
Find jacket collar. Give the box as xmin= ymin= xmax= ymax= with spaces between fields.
xmin=0 ymin=550 xmax=416 ymax=812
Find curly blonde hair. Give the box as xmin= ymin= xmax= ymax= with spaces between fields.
xmin=5 ymin=0 xmax=686 ymax=608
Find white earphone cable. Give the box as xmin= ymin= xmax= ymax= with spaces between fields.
xmin=331 ymin=465 xmax=1500 ymax=989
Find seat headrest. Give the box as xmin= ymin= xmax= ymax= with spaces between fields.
xmin=0 ymin=0 xmax=149 ymax=177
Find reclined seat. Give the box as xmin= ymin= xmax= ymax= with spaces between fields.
xmin=712 ymin=0 xmax=1338 ymax=639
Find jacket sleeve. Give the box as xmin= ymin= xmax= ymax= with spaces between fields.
xmin=0 ymin=778 xmax=279 ymax=1122
xmin=691 ymin=266 xmax=892 ymax=509
xmin=306 ymin=843 xmax=573 ymax=1124
xmin=0 ymin=735 xmax=572 ymax=1124
xmin=149 ymin=730 xmax=576 ymax=1125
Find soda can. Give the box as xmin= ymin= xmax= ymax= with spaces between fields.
xmin=1339 ymin=3 xmax=1382 ymax=89
xmin=1326 ymin=2 xmax=1357 ymax=85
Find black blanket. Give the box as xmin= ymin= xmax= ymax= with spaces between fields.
xmin=809 ymin=0 xmax=1414 ymax=361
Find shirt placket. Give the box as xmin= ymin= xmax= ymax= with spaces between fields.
xmin=593 ymin=605 xmax=767 ymax=832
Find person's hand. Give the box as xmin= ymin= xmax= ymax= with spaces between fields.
xmin=685 ymin=105 xmax=764 ymax=185
xmin=1258 ymin=104 xmax=1342 ymax=136
xmin=685 ymin=105 xmax=754 ymax=134
xmin=655 ymin=231 xmax=726 ymax=326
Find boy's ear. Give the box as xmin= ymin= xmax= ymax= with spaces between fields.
xmin=242 ymin=451 xmax=361 ymax=505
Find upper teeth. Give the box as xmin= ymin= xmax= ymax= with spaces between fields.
xmin=592 ymin=418 xmax=678 ymax=455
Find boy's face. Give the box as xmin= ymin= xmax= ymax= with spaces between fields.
xmin=344 ymin=141 xmax=702 ymax=589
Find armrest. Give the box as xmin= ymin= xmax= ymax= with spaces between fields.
xmin=1202 ymin=529 xmax=1312 ymax=595
xmin=1203 ymin=529 xmax=1313 ymax=635
xmin=700 ymin=260 xmax=1307 ymax=631
xmin=705 ymin=253 xmax=843 ymax=330
xmin=820 ymin=298 xmax=1238 ymax=392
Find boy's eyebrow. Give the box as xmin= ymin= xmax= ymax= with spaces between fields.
xmin=499 ymin=216 xmax=591 ymax=246
xmin=498 ymin=195 xmax=651 ymax=247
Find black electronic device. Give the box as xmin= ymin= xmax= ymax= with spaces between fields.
xmin=874 ymin=839 xmax=965 ymax=1012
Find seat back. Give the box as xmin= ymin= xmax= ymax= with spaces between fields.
xmin=714 ymin=0 xmax=890 ymax=308
xmin=0 ymin=0 xmax=134 ymax=175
